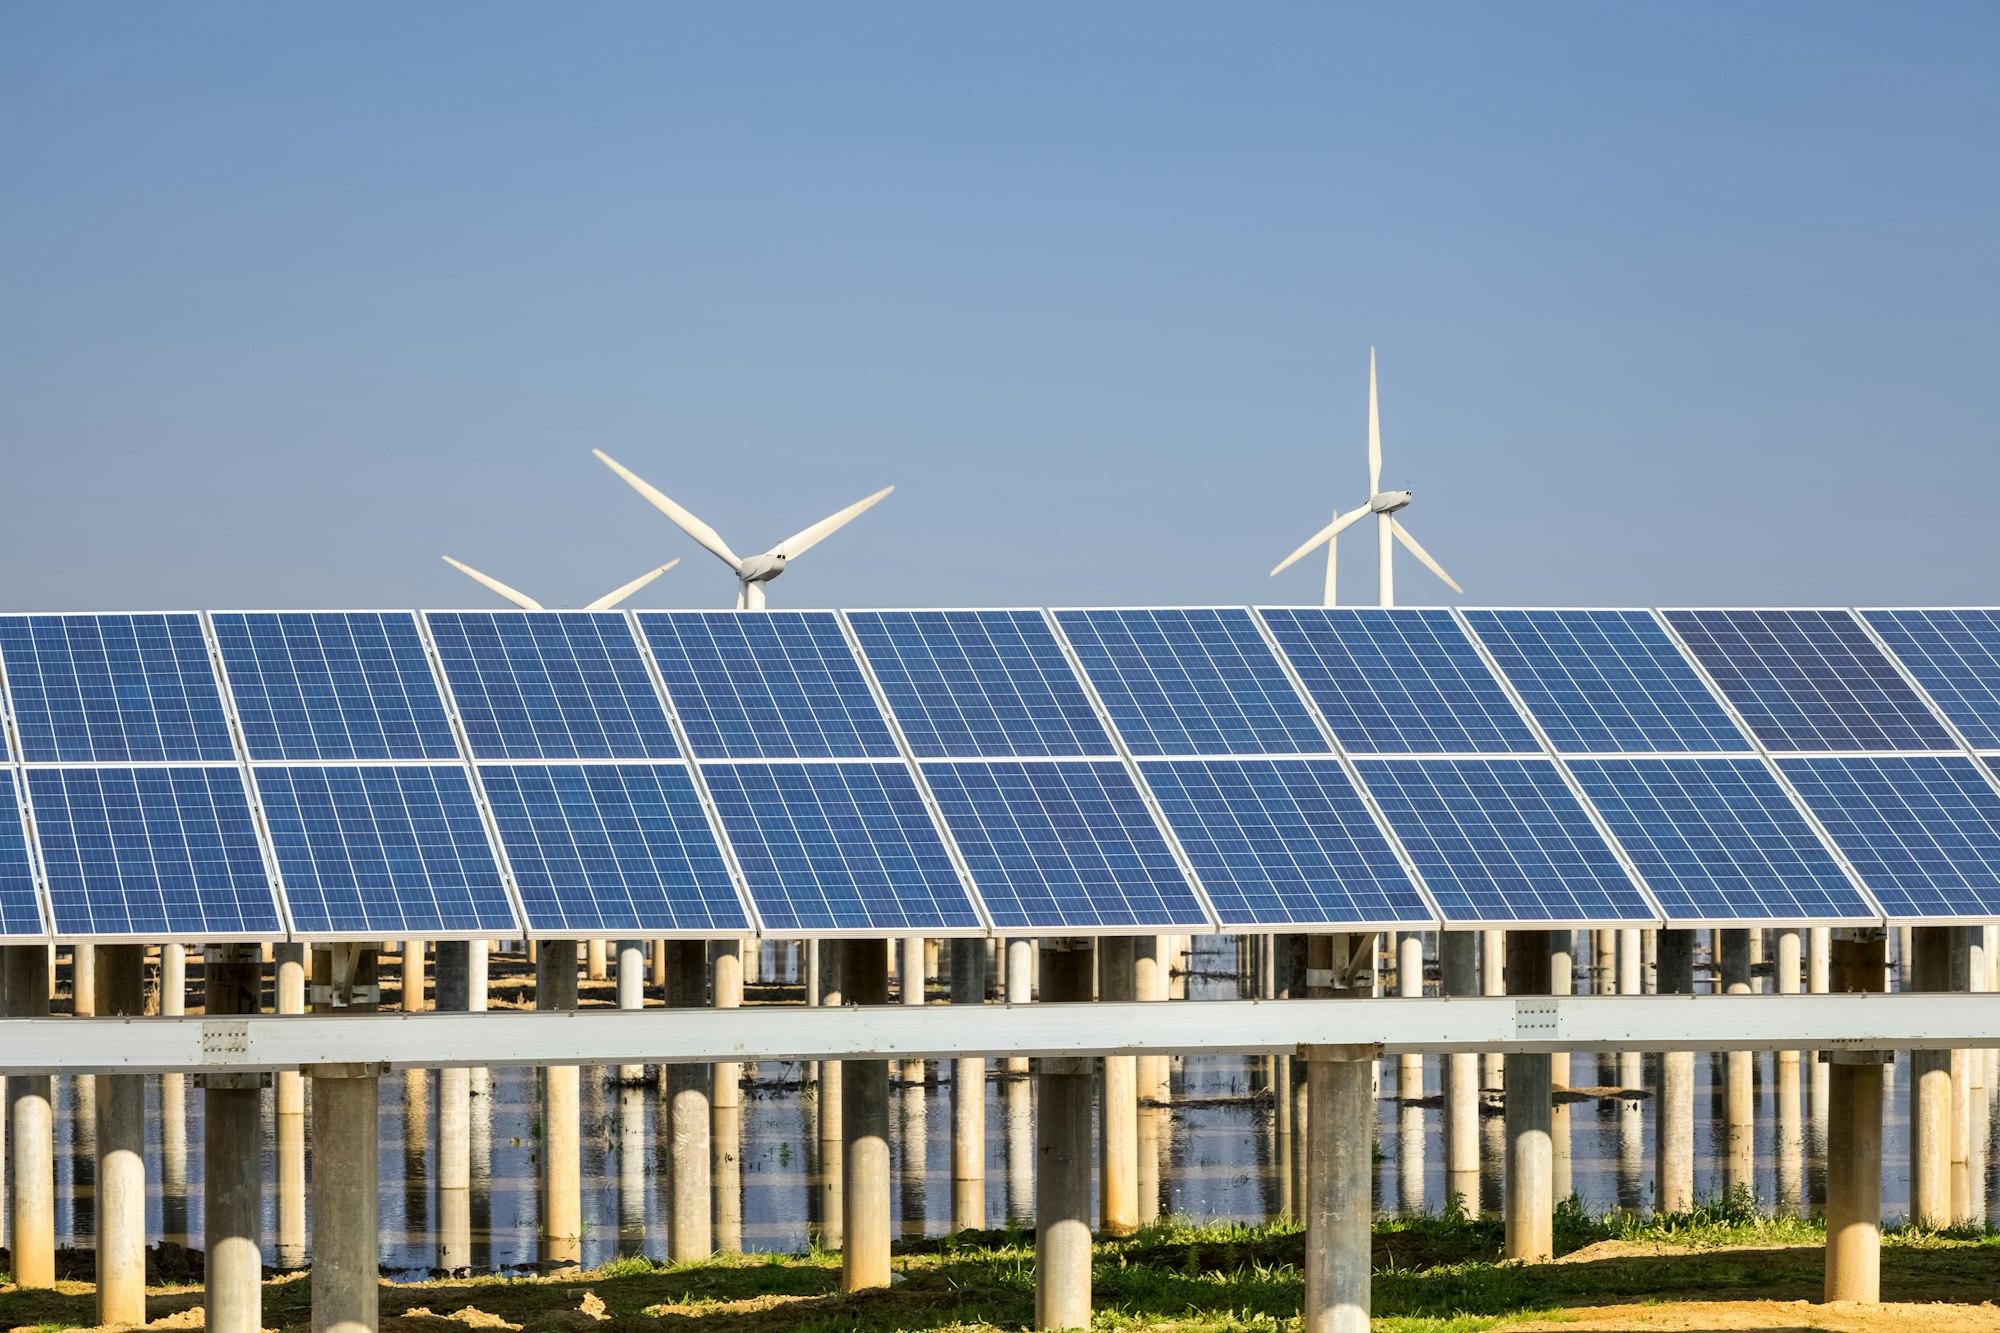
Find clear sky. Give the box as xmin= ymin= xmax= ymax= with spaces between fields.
xmin=3 ymin=4 xmax=1994 ymax=611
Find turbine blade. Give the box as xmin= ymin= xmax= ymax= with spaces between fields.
xmin=771 ymin=485 xmax=895 ymax=559
xmin=593 ymin=450 xmax=744 ymax=571
xmin=442 ymin=556 xmax=545 ymax=611
xmin=1390 ymin=519 xmax=1463 ymax=594
xmin=1368 ymin=346 xmax=1383 ymax=496
xmin=585 ymin=558 xmax=680 ymax=610
xmin=1270 ymin=504 xmax=1372 ymax=578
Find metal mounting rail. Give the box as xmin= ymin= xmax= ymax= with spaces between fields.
xmin=0 ymin=994 xmax=1994 ymax=1076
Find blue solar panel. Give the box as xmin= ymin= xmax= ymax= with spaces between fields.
xmin=1052 ymin=608 xmax=1329 ymax=756
xmin=847 ymin=610 xmax=1115 ymax=758
xmin=212 ymin=612 xmax=460 ymax=761
xmin=637 ymin=612 xmax=899 ymax=761
xmin=1354 ymin=757 xmax=1654 ymax=924
xmin=701 ymin=761 xmax=980 ymax=932
xmin=1463 ymin=609 xmax=1751 ymax=755
xmin=426 ymin=612 xmax=678 ymax=761
xmin=1139 ymin=757 xmax=1431 ymax=928
xmin=27 ymin=766 xmax=283 ymax=938
xmin=480 ymin=763 xmax=747 ymax=935
xmin=0 ymin=770 xmax=47 ymax=938
xmin=1567 ymin=757 xmax=1872 ymax=923
xmin=1776 ymin=755 xmax=2000 ymax=920
xmin=255 ymin=764 xmax=519 ymax=936
xmin=1861 ymin=610 xmax=2000 ymax=751
xmin=1259 ymin=608 xmax=1541 ymax=755
xmin=1663 ymin=610 xmax=1956 ymax=753
xmin=923 ymin=759 xmax=1210 ymax=930
xmin=0 ymin=614 xmax=235 ymax=763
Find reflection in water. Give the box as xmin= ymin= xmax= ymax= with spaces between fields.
xmin=1617 ymin=1095 xmax=1645 ymax=1216
xmin=160 ymin=1074 xmax=189 ymax=1246
xmin=275 ymin=1068 xmax=307 ymax=1270
xmin=1004 ymin=1073 xmax=1033 ymax=1226
xmin=617 ymin=1086 xmax=646 ymax=1257
xmin=439 ymin=1066 xmax=472 ymax=1273
xmin=1397 ymin=1100 xmax=1424 ymax=1216
xmin=403 ymin=1070 xmax=431 ymax=1259
xmin=898 ymin=1080 xmax=927 ymax=1239
xmin=715 ymin=1094 xmax=743 ymax=1253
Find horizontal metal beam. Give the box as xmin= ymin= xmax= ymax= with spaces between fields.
xmin=1 ymin=993 xmax=1995 ymax=1076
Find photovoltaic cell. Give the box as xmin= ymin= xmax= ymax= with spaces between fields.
xmin=480 ymin=764 xmax=747 ymax=934
xmin=255 ymin=764 xmax=519 ymax=936
xmin=1567 ymin=757 xmax=1872 ymax=923
xmin=1259 ymin=608 xmax=1540 ymax=755
xmin=923 ymin=759 xmax=1209 ymax=930
xmin=0 ymin=614 xmax=235 ymax=763
xmin=1052 ymin=608 xmax=1329 ymax=756
xmin=1777 ymin=754 xmax=2000 ymax=920
xmin=211 ymin=612 xmax=460 ymax=761
xmin=847 ymin=610 xmax=1115 ymax=758
xmin=637 ymin=612 xmax=898 ymax=761
xmin=27 ymin=766 xmax=282 ymax=937
xmin=1463 ymin=609 xmax=1750 ymax=754
xmin=1354 ymin=757 xmax=1654 ymax=924
xmin=1861 ymin=609 xmax=2000 ymax=751
xmin=427 ymin=612 xmax=678 ymax=760
xmin=0 ymin=771 xmax=47 ymax=938
xmin=1663 ymin=610 xmax=1956 ymax=753
xmin=1139 ymin=757 xmax=1431 ymax=927
xmin=702 ymin=761 xmax=979 ymax=932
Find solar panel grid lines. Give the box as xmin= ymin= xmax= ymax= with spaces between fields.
xmin=1660 ymin=609 xmax=1960 ymax=754
xmin=1859 ymin=609 xmax=2000 ymax=753
xmin=0 ymin=768 xmax=50 ymax=939
xmin=0 ymin=612 xmax=239 ymax=764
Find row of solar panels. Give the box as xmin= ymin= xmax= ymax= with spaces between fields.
xmin=2 ymin=606 xmax=2000 ymax=943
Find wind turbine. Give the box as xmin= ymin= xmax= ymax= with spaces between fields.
xmin=439 ymin=555 xmax=679 ymax=610
xmin=1269 ymin=348 xmax=1463 ymax=607
xmin=593 ymin=449 xmax=893 ymax=609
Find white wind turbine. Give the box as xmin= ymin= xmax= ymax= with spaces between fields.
xmin=440 ymin=555 xmax=680 ymax=611
xmin=594 ymin=449 xmax=893 ymax=609
xmin=1269 ymin=348 xmax=1463 ymax=607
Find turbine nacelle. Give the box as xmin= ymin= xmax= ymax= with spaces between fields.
xmin=738 ymin=553 xmax=788 ymax=585
xmin=1368 ymin=490 xmax=1413 ymax=515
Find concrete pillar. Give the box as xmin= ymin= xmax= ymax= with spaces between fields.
xmin=537 ymin=941 xmax=582 ymax=1267
xmin=1007 ymin=937 xmax=1036 ymax=1079
xmin=714 ymin=1094 xmax=743 ymax=1254
xmin=72 ymin=942 xmax=96 ymax=1015
xmin=205 ymin=945 xmax=264 ymax=1333
xmin=665 ymin=939 xmax=712 ymax=1259
xmin=1480 ymin=930 xmax=1505 ymax=1091
xmin=949 ymin=936 xmax=988 ymax=1233
xmin=1301 ymin=934 xmax=1375 ymax=1333
xmin=1949 ymin=926 xmax=1976 ymax=1223
xmin=402 ymin=939 xmax=426 ymax=1011
xmin=1909 ymin=925 xmax=1953 ymax=1225
xmin=1655 ymin=930 xmax=1696 ymax=1215
xmin=1396 ymin=933 xmax=1423 ymax=1101
xmin=92 ymin=945 xmax=147 ymax=1328
xmin=1134 ymin=936 xmax=1168 ymax=1103
xmin=651 ymin=938 xmax=668 ymax=989
xmin=434 ymin=942 xmax=473 ymax=1276
xmin=1098 ymin=936 xmax=1138 ymax=1236
xmin=4 ymin=945 xmax=55 ymax=1287
xmin=1809 ymin=926 xmax=1832 ymax=1151
xmin=1824 ymin=928 xmax=1887 ymax=1304
xmin=1776 ymin=928 xmax=1805 ymax=1216
xmin=1503 ymin=931 xmax=1553 ymax=1261
xmin=274 ymin=943 xmax=307 ymax=1270
xmin=814 ymin=941 xmax=844 ymax=1251
xmin=617 ymin=940 xmax=648 ymax=1085
xmin=710 ymin=939 xmax=743 ymax=1107
xmin=161 ymin=942 xmax=187 ymax=1016
xmin=1719 ymin=929 xmax=1754 ymax=1196
xmin=1549 ymin=932 xmax=1573 ymax=1204
xmin=900 ymin=935 xmax=926 ymax=1084
xmin=1616 ymin=928 xmax=1643 ymax=1097
xmin=1035 ymin=940 xmax=1095 ymax=1331
xmin=586 ymin=936 xmax=608 ymax=981
xmin=1438 ymin=931 xmax=1479 ymax=1213
xmin=840 ymin=940 xmax=891 ymax=1291
xmin=309 ymin=946 xmax=383 ymax=1333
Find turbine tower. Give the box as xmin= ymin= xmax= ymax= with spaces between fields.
xmin=1270 ymin=348 xmax=1462 ymax=607
xmin=593 ymin=449 xmax=893 ymax=609
xmin=440 ymin=555 xmax=679 ymax=610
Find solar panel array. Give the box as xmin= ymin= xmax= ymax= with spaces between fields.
xmin=1 ymin=605 xmax=1998 ymax=940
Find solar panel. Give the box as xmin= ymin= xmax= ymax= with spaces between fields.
xmin=1860 ymin=609 xmax=2000 ymax=751
xmin=1662 ymin=610 xmax=1957 ymax=753
xmin=1353 ymin=757 xmax=1655 ymax=925
xmin=426 ymin=612 xmax=678 ymax=761
xmin=211 ymin=612 xmax=460 ymax=761
xmin=1463 ymin=609 xmax=1751 ymax=755
xmin=254 ymin=764 xmax=519 ymax=937
xmin=1051 ymin=608 xmax=1329 ymax=756
xmin=1258 ymin=607 xmax=1541 ymax=755
xmin=1138 ymin=757 xmax=1431 ymax=928
xmin=922 ymin=759 xmax=1210 ymax=930
xmin=0 ymin=614 xmax=236 ymax=763
xmin=701 ymin=761 xmax=980 ymax=933
xmin=479 ymin=763 xmax=748 ymax=935
xmin=27 ymin=766 xmax=283 ymax=938
xmin=846 ymin=610 xmax=1115 ymax=758
xmin=1566 ymin=757 xmax=1873 ymax=924
xmin=1776 ymin=754 xmax=2000 ymax=920
xmin=637 ymin=612 xmax=899 ymax=761
xmin=0 ymin=770 xmax=48 ymax=938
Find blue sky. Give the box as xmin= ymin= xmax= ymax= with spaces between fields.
xmin=2 ymin=4 xmax=1994 ymax=611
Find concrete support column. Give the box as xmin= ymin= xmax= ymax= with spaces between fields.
xmin=1480 ymin=930 xmax=1505 ymax=1091
xmin=1438 ymin=931 xmax=1479 ymax=1213
xmin=1910 ymin=925 xmax=1953 ymax=1225
xmin=161 ymin=943 xmax=187 ymax=1016
xmin=710 ymin=940 xmax=743 ymax=1107
xmin=1776 ymin=928 xmax=1805 ymax=1216
xmin=1824 ymin=928 xmax=1887 ymax=1304
xmin=1655 ymin=930 xmax=1696 ymax=1215
xmin=1809 ymin=926 xmax=1832 ymax=1143
xmin=949 ymin=936 xmax=988 ymax=1232
xmin=1006 ymin=937 xmax=1036 ymax=1079
xmin=1035 ymin=939 xmax=1095 ymax=1332
xmin=402 ymin=939 xmax=426 ymax=1012
xmin=1549 ymin=933 xmax=1573 ymax=1204
xmin=204 ymin=945 xmax=264 ymax=1333
xmin=665 ymin=939 xmax=712 ymax=1260
xmin=434 ymin=942 xmax=473 ymax=1276
xmin=1503 ymin=931 xmax=1553 ymax=1261
xmin=1616 ymin=928 xmax=1643 ymax=1095
xmin=840 ymin=940 xmax=891 ymax=1291
xmin=93 ymin=944 xmax=147 ymax=1328
xmin=1134 ymin=936 xmax=1168 ymax=1103
xmin=1301 ymin=933 xmax=1376 ymax=1333
xmin=900 ymin=935 xmax=926 ymax=1084
xmin=309 ymin=945 xmax=382 ymax=1333
xmin=1098 ymin=936 xmax=1138 ymax=1236
xmin=4 ymin=945 xmax=54 ymax=1287
xmin=537 ymin=941 xmax=582 ymax=1267
xmin=814 ymin=942 xmax=844 ymax=1251
xmin=1719 ymin=928 xmax=1755 ymax=1195
xmin=1396 ymin=933 xmax=1423 ymax=1099
xmin=1948 ymin=926 xmax=1976 ymax=1223
xmin=586 ymin=937 xmax=608 ymax=981
xmin=274 ymin=943 xmax=307 ymax=1270
xmin=72 ymin=942 xmax=96 ymax=1015
xmin=617 ymin=940 xmax=648 ymax=1086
